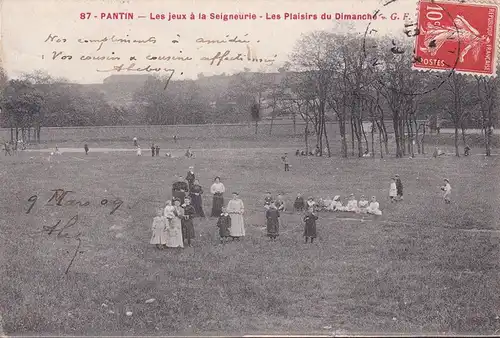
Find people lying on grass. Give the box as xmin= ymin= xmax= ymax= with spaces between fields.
xmin=362 ymin=150 xmax=370 ymax=158
xmin=216 ymin=207 xmax=232 ymax=244
xmin=433 ymin=147 xmax=446 ymax=158
xmin=366 ymin=196 xmax=382 ymax=215
xmin=165 ymin=152 xmax=172 ymax=157
xmin=395 ymin=174 xmax=404 ymax=201
xmin=264 ymin=192 xmax=273 ymax=210
xmin=150 ymin=208 xmax=167 ymax=250
xmin=294 ymin=193 xmax=305 ymax=212
xmin=389 ymin=177 xmax=397 ymax=202
xmin=303 ymin=209 xmax=318 ymax=244
xmin=266 ymin=202 xmax=280 ymax=241
xmin=346 ymin=194 xmax=360 ymax=213
xmin=306 ymin=196 xmax=316 ymax=211
xmin=275 ymin=193 xmax=286 ymax=212
xmin=441 ymin=178 xmax=452 ymax=204
xmin=358 ymin=195 xmax=369 ymax=213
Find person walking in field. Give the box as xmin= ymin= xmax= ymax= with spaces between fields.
xmin=281 ymin=153 xmax=290 ymax=171
xmin=150 ymin=208 xmax=167 ymax=250
xmin=395 ymin=174 xmax=404 ymax=201
xmin=441 ymin=178 xmax=452 ymax=204
xmin=84 ymin=144 xmax=89 ymax=155
xmin=216 ymin=207 xmax=232 ymax=244
xmin=389 ymin=177 xmax=397 ymax=202
xmin=155 ymin=145 xmax=160 ymax=157
xmin=303 ymin=210 xmax=318 ymax=244
xmin=227 ymin=192 xmax=245 ymax=240
xmin=266 ymin=202 xmax=280 ymax=241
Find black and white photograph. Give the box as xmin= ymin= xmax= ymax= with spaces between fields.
xmin=0 ymin=0 xmax=499 ymax=336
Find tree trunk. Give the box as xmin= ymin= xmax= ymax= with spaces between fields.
xmin=361 ymin=120 xmax=369 ymax=154
xmin=461 ymin=124 xmax=467 ymax=147
xmin=304 ymin=121 xmax=309 ymax=154
xmin=393 ymin=115 xmax=401 ymax=158
xmin=15 ymin=128 xmax=19 ymax=149
xmin=293 ymin=112 xmax=296 ymax=135
xmin=269 ymin=115 xmax=274 ymax=135
xmin=10 ymin=127 xmax=14 ymax=144
xmin=421 ymin=124 xmax=426 ymax=155
xmin=323 ymin=119 xmax=331 ymax=157
xmin=371 ymin=120 xmax=375 ymax=158
xmin=254 ymin=120 xmax=258 ymax=135
xmin=350 ymin=116 xmax=355 ymax=156
xmin=381 ymin=120 xmax=389 ymax=154
xmin=339 ymin=115 xmax=348 ymax=158
xmin=454 ymin=125 xmax=460 ymax=157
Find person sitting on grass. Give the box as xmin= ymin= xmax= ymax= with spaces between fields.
xmin=346 ymin=194 xmax=360 ymax=213
xmin=367 ymin=196 xmax=382 ymax=215
xmin=330 ymin=195 xmax=343 ymax=211
xmin=358 ymin=195 xmax=369 ymax=213
xmin=185 ymin=147 xmax=194 ymax=158
xmin=294 ymin=193 xmax=305 ymax=212
xmin=306 ymin=196 xmax=316 ymax=212
xmin=216 ymin=207 xmax=231 ymax=244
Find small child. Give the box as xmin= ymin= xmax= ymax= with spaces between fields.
xmin=275 ymin=193 xmax=285 ymax=212
xmin=216 ymin=207 xmax=232 ymax=243
xmin=84 ymin=144 xmax=89 ymax=155
xmin=155 ymin=145 xmax=160 ymax=156
xmin=264 ymin=192 xmax=273 ymax=210
xmin=389 ymin=177 xmax=397 ymax=202
xmin=395 ymin=174 xmax=404 ymax=201
xmin=136 ymin=146 xmax=142 ymax=156
xmin=367 ymin=196 xmax=382 ymax=215
xmin=441 ymin=178 xmax=452 ymax=204
xmin=358 ymin=195 xmax=369 ymax=213
xmin=266 ymin=202 xmax=280 ymax=241
xmin=281 ymin=153 xmax=289 ymax=172
xmin=303 ymin=210 xmax=318 ymax=244
xmin=150 ymin=208 xmax=167 ymax=249
xmin=164 ymin=200 xmax=176 ymax=228
xmin=294 ymin=193 xmax=305 ymax=212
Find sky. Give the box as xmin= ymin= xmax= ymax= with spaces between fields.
xmin=1 ymin=0 xmax=416 ymax=84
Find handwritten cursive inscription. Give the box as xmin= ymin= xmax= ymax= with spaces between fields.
xmin=200 ymin=50 xmax=277 ymax=66
xmin=77 ymin=35 xmax=157 ymax=51
xmin=96 ymin=63 xmax=176 ymax=73
xmin=196 ymin=34 xmax=256 ymax=44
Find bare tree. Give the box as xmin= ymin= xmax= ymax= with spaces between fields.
xmin=476 ymin=76 xmax=498 ymax=156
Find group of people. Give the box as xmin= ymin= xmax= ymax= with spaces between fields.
xmin=150 ymin=168 xmax=247 ymax=248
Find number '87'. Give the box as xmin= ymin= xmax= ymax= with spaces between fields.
xmin=80 ymin=12 xmax=91 ymax=19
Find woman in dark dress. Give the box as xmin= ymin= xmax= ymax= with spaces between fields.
xmin=190 ymin=179 xmax=205 ymax=217
xmin=303 ymin=210 xmax=318 ymax=244
xmin=210 ymin=176 xmax=225 ymax=217
xmin=266 ymin=203 xmax=280 ymax=241
xmin=181 ymin=198 xmax=196 ymax=247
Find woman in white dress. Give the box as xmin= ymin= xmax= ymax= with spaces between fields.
xmin=227 ymin=192 xmax=245 ymax=240
xmin=346 ymin=194 xmax=360 ymax=213
xmin=367 ymin=196 xmax=382 ymax=215
xmin=165 ymin=199 xmax=184 ymax=248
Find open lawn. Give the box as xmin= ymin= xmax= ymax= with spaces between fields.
xmin=1 ymin=142 xmax=499 ymax=336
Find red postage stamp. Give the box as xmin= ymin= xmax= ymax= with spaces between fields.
xmin=413 ymin=0 xmax=499 ymax=76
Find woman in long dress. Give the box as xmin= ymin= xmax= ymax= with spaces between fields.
xmin=150 ymin=208 xmax=167 ymax=249
xmin=226 ymin=192 xmax=245 ymax=240
xmin=189 ymin=179 xmax=205 ymax=217
xmin=165 ymin=199 xmax=184 ymax=248
xmin=266 ymin=203 xmax=280 ymax=241
xmin=210 ymin=176 xmax=225 ymax=217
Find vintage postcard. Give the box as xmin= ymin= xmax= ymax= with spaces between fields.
xmin=0 ymin=0 xmax=499 ymax=336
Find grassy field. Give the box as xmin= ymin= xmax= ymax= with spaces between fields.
xmin=1 ymin=140 xmax=499 ymax=336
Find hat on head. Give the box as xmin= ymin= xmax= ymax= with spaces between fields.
xmin=444 ymin=178 xmax=449 ymax=182
xmin=333 ymin=195 xmax=340 ymax=201
xmin=395 ymin=174 xmax=400 ymax=177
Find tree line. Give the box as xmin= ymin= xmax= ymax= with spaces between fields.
xmin=0 ymin=31 xmax=498 ymax=157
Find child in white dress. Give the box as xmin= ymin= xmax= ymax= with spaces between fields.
xmin=389 ymin=177 xmax=397 ymax=202
xmin=441 ymin=179 xmax=452 ymax=204
xmin=136 ymin=146 xmax=142 ymax=156
xmin=306 ymin=197 xmax=316 ymax=212
xmin=164 ymin=200 xmax=176 ymax=228
xmin=150 ymin=208 xmax=167 ymax=249
xmin=367 ymin=196 xmax=382 ymax=215
xmin=358 ymin=195 xmax=369 ymax=213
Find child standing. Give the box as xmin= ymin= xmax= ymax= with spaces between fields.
xmin=303 ymin=210 xmax=318 ymax=244
xmin=281 ymin=153 xmax=290 ymax=171
xmin=294 ymin=193 xmax=305 ymax=212
xmin=155 ymin=145 xmax=160 ymax=157
xmin=264 ymin=192 xmax=273 ymax=210
xmin=151 ymin=143 xmax=155 ymax=157
xmin=395 ymin=174 xmax=404 ymax=201
xmin=306 ymin=196 xmax=316 ymax=212
xmin=164 ymin=200 xmax=176 ymax=228
xmin=441 ymin=178 xmax=452 ymax=204
xmin=266 ymin=202 xmax=280 ymax=241
xmin=216 ymin=207 xmax=232 ymax=244
xmin=84 ymin=144 xmax=89 ymax=155
xmin=389 ymin=177 xmax=397 ymax=202
xmin=150 ymin=208 xmax=167 ymax=249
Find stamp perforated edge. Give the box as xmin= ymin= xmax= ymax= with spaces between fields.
xmin=411 ymin=0 xmax=500 ymax=77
